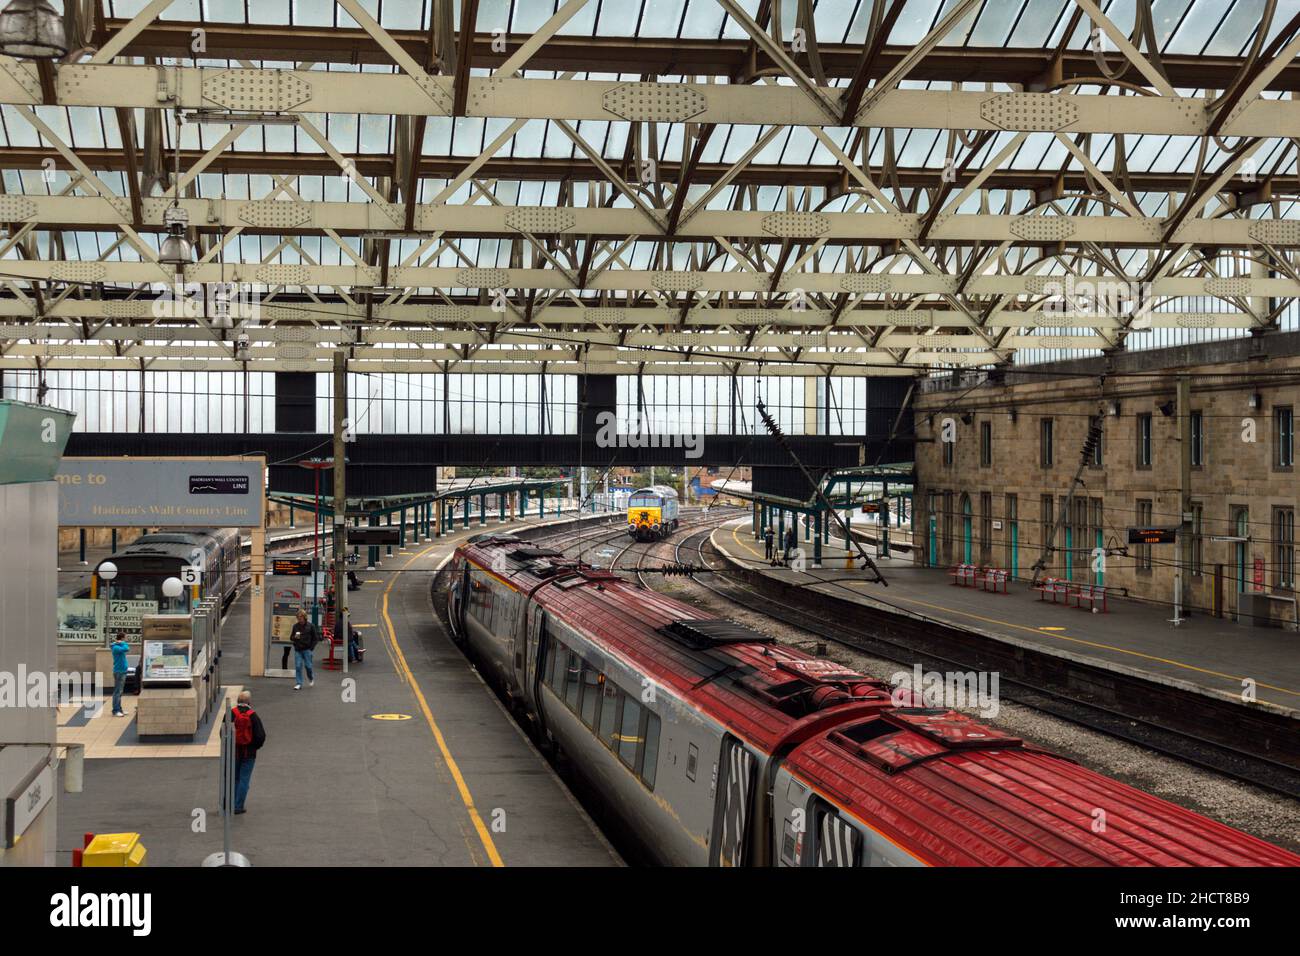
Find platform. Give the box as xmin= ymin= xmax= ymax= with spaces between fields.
xmin=56 ymin=511 xmax=621 ymax=866
xmin=713 ymin=520 xmax=1300 ymax=715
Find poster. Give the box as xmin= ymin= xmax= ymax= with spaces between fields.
xmin=57 ymin=598 xmax=104 ymax=644
xmin=106 ymin=599 xmax=159 ymax=634
xmin=270 ymin=587 xmax=303 ymax=642
xmin=142 ymin=640 xmax=192 ymax=682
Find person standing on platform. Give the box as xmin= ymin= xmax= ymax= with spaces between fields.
xmin=783 ymin=524 xmax=799 ymax=567
xmin=289 ymin=608 xmax=320 ymax=690
xmin=763 ymin=525 xmax=775 ymax=562
xmin=109 ymin=632 xmax=130 ymax=717
xmin=231 ymin=690 xmax=266 ymax=815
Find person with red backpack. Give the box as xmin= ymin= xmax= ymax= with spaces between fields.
xmin=231 ymin=690 xmax=266 ymax=815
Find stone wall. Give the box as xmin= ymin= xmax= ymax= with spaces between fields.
xmin=913 ymin=340 xmax=1299 ymax=616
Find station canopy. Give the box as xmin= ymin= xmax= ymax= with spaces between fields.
xmin=0 ymin=0 xmax=1296 ymax=379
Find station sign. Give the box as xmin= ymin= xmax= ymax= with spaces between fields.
xmin=106 ymin=599 xmax=159 ymax=634
xmin=56 ymin=457 xmax=264 ymax=528
xmin=350 ymin=527 xmax=401 ymax=546
xmin=1126 ymin=526 xmax=1178 ymax=545
xmin=4 ymin=762 xmax=54 ymax=849
xmin=271 ymin=557 xmax=315 ymax=576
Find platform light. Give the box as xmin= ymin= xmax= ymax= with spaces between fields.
xmin=161 ymin=577 xmax=184 ymax=599
xmin=159 ymin=208 xmax=194 ymax=268
xmin=0 ymin=0 xmax=68 ymax=60
xmin=184 ymin=111 xmax=299 ymax=126
xmin=1107 ymin=400 xmax=1121 ymax=417
xmin=1248 ymin=392 xmax=1262 ymax=409
xmin=96 ymin=561 xmax=117 ymax=582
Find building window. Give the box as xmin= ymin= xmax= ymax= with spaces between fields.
xmin=1087 ymin=415 xmax=1103 ymax=467
xmin=1190 ymin=411 xmax=1204 ymax=468
xmin=1275 ymin=508 xmax=1295 ymax=590
xmin=1041 ymin=495 xmax=1054 ymax=573
xmin=1136 ymin=413 xmax=1153 ymax=469
xmin=1275 ymin=406 xmax=1295 ymax=469
xmin=979 ymin=421 xmax=992 ymax=468
xmin=980 ymin=491 xmax=992 ymax=565
xmin=1191 ymin=503 xmax=1203 ymax=577
xmin=1136 ymin=500 xmax=1153 ymax=571
xmin=1040 ymin=418 xmax=1054 ymax=468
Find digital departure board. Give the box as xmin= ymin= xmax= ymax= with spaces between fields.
xmin=271 ymin=557 xmax=314 ymax=576
xmin=1127 ymin=527 xmax=1177 ymax=545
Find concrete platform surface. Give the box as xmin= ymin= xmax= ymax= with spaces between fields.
xmin=56 ymin=512 xmax=621 ymax=866
xmin=715 ymin=520 xmax=1300 ymax=714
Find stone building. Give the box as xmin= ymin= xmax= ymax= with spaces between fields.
xmin=913 ymin=333 xmax=1299 ymax=619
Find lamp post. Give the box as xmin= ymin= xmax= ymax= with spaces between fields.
xmin=297 ymin=458 xmax=335 ymax=627
xmin=97 ymin=561 xmax=117 ymax=645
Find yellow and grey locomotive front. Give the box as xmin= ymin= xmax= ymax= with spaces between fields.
xmin=626 ymin=485 xmax=680 ymax=541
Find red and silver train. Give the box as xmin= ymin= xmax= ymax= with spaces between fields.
xmin=446 ymin=533 xmax=1299 ymax=867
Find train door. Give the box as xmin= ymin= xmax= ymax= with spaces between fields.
xmin=710 ymin=736 xmax=755 ymax=867
xmin=451 ymin=564 xmax=471 ymax=637
xmin=524 ymin=607 xmax=546 ymax=694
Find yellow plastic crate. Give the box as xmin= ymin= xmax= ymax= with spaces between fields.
xmin=82 ymin=832 xmax=147 ymax=867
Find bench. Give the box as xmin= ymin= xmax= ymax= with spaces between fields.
xmin=1034 ymin=578 xmax=1071 ymax=604
xmin=949 ymin=564 xmax=978 ymax=588
xmin=951 ymin=565 xmax=1010 ymax=593
xmin=1074 ymin=583 xmax=1109 ymax=613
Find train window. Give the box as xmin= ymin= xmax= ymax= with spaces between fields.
xmin=564 ymin=651 xmax=583 ymax=710
xmin=579 ymin=664 xmax=600 ymax=728
xmin=686 ymin=743 xmax=698 ymax=782
xmin=598 ymin=683 xmax=621 ymax=750
xmin=617 ymin=696 xmax=642 ymax=768
xmin=815 ymin=812 xmax=862 ymax=868
xmin=639 ymin=711 xmax=661 ymax=790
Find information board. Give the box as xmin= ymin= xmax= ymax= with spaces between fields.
xmin=1127 ymin=527 xmax=1178 ymax=545
xmin=271 ymin=557 xmax=314 ymax=576
xmin=142 ymin=639 xmax=193 ymax=682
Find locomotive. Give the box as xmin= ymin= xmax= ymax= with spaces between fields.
xmin=446 ymin=533 xmax=1299 ymax=867
xmin=626 ymin=485 xmax=680 ymax=541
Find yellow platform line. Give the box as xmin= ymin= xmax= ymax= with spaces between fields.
xmin=727 ymin=525 xmax=1300 ymax=701
xmin=381 ymin=542 xmax=505 ymax=867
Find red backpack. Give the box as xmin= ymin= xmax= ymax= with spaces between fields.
xmin=232 ymin=706 xmax=255 ymax=746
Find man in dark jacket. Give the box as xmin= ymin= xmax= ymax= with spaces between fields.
xmin=231 ymin=690 xmax=266 ymax=815
xmin=763 ymin=525 xmax=775 ymax=562
xmin=289 ymin=608 xmax=319 ymax=690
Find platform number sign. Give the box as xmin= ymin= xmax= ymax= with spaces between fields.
xmin=181 ymin=547 xmax=204 ymax=586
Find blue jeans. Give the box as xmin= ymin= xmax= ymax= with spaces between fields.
xmin=111 ymin=672 xmax=126 ymax=714
xmin=234 ymin=755 xmax=256 ymax=812
xmin=294 ymin=647 xmax=314 ymax=685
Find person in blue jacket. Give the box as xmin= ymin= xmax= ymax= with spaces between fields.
xmin=109 ymin=632 xmax=130 ymax=717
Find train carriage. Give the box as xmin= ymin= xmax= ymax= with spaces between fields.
xmin=446 ymin=533 xmax=1300 ymax=868
xmin=93 ymin=528 xmax=241 ymax=613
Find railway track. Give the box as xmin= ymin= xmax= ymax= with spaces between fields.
xmin=665 ymin=524 xmax=1300 ymax=801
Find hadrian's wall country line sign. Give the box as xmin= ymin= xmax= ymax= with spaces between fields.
xmin=56 ymin=457 xmax=266 ymax=528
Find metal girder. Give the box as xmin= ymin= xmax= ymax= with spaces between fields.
xmin=0 ymin=194 xmax=1293 ymax=247
xmin=0 ymin=146 xmax=1279 ymax=195
xmin=1 ymin=66 xmax=1294 ymax=135
xmin=0 ymin=259 xmax=1293 ymax=299
xmin=94 ymin=21 xmax=1300 ymax=93
xmin=0 ymin=304 xmax=1252 ymax=331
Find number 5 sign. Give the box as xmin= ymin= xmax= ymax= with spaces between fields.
xmin=180 ymin=565 xmax=202 ymax=586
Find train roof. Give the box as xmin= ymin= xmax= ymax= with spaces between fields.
xmin=99 ymin=528 xmax=240 ymax=565
xmin=630 ymin=485 xmax=679 ymax=499
xmin=459 ymin=534 xmax=898 ymax=752
xmin=786 ymin=710 xmax=1300 ymax=867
